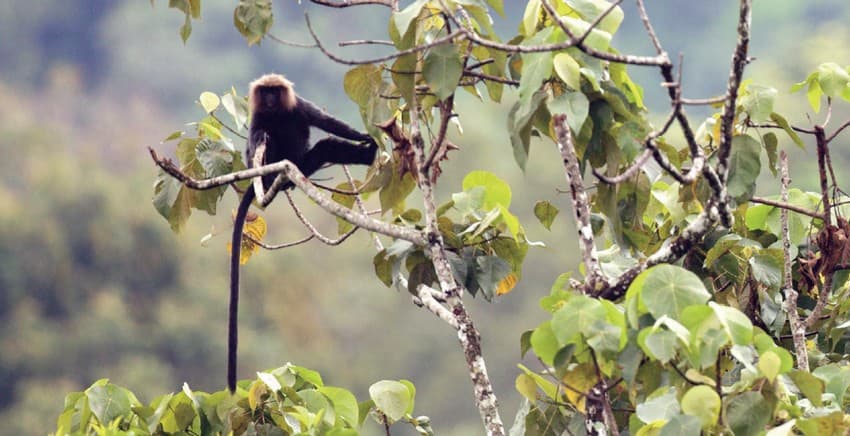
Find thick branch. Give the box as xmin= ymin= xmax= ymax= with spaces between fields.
xmin=409 ymin=94 xmax=505 ymax=435
xmin=553 ymin=114 xmax=606 ymax=290
xmin=148 ymin=148 xmax=426 ymax=245
xmin=716 ymin=0 xmax=752 ymax=184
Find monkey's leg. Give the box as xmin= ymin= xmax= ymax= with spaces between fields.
xmin=299 ymin=137 xmax=378 ymax=178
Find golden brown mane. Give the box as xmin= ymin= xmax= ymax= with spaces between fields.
xmin=249 ymin=73 xmax=297 ymax=111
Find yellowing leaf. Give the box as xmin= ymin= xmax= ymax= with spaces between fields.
xmin=199 ymin=92 xmax=220 ymax=113
xmin=496 ymin=273 xmax=518 ymax=296
xmin=562 ymin=363 xmax=598 ymax=412
xmin=247 ymin=381 xmax=267 ymax=411
xmin=228 ymin=213 xmax=267 ymax=265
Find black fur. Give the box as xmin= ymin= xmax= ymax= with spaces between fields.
xmin=228 ymin=81 xmax=377 ymax=393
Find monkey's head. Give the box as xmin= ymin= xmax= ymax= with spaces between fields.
xmin=249 ymin=74 xmax=297 ymax=113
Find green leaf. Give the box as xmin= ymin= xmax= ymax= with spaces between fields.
xmin=740 ymin=84 xmax=777 ymax=122
xmin=638 ymin=265 xmax=711 ymax=320
xmin=519 ymin=30 xmax=555 ymax=102
xmin=639 ymin=328 xmax=678 ymax=363
xmin=199 ymin=92 xmax=220 ymax=114
xmin=556 ymin=16 xmax=612 ymax=51
xmin=391 ymin=54 xmax=417 ymax=104
xmin=727 ymin=135 xmax=762 ymax=202
xmin=369 ymin=380 xmax=411 ymax=422
xmin=475 ymin=256 xmax=512 ymax=300
xmin=813 ymin=364 xmax=850 ymax=404
xmin=233 ymin=0 xmax=274 ymax=45
xmin=423 ymin=44 xmax=463 ymax=101
xmin=567 ymin=0 xmax=624 ymax=34
xmin=508 ymin=89 xmax=547 ymax=170
xmin=486 ymin=0 xmax=505 ymax=16
xmin=635 ymin=388 xmax=680 ymax=423
xmin=463 ymin=171 xmax=512 ymax=210
xmin=344 ymin=64 xmax=383 ymax=108
xmin=749 ymin=252 xmax=783 ymax=289
xmin=515 ymin=373 xmax=539 ymax=403
xmin=522 ymin=0 xmax=542 ymax=36
xmin=552 ymin=295 xmax=606 ymax=344
xmin=318 ymin=386 xmax=359 ymax=427
xmin=680 ymin=385 xmax=720 ymax=428
xmin=290 ymin=364 xmax=324 ymax=387
xmin=726 ymin=392 xmax=773 ymax=436
xmin=534 ymin=200 xmax=559 ymax=230
xmin=764 ymin=131 xmax=778 ymax=176
xmin=758 ymin=350 xmax=781 ymax=382
xmin=807 ymin=78 xmax=823 ymax=113
xmin=547 ymin=91 xmax=590 ymax=134
xmin=769 ymin=112 xmax=804 ymax=148
xmin=660 ymin=415 xmax=702 ymax=436
xmin=709 ymin=302 xmax=753 ymax=345
xmin=392 ymin=0 xmax=427 ymax=37
xmin=379 ymin=170 xmax=416 ymax=214
xmin=530 ymin=322 xmax=560 ymax=365
xmin=87 ymin=385 xmax=131 ymax=424
xmin=817 ymin=62 xmax=850 ymax=97
xmin=553 ymin=53 xmax=581 ymax=90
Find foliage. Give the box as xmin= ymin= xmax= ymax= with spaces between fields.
xmin=55 ymin=364 xmax=433 ymax=435
xmin=72 ymin=0 xmax=850 ymax=435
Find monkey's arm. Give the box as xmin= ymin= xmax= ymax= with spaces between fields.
xmin=297 ymin=97 xmax=371 ymax=141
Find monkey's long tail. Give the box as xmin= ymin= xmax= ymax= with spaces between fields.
xmin=229 ymin=189 xmax=255 ymax=393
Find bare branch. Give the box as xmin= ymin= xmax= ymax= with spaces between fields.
xmin=680 ymin=96 xmax=727 ymax=106
xmin=635 ymin=0 xmax=663 ymax=54
xmin=306 ymin=13 xmax=463 ymax=65
xmin=553 ymin=114 xmax=606 ymax=291
xmin=266 ymin=33 xmax=317 ymax=49
xmin=779 ymin=151 xmax=809 ymax=371
xmin=749 ymin=196 xmax=823 ymax=220
xmin=414 ymin=285 xmax=458 ymax=329
xmin=716 ymin=0 xmax=753 ymax=182
xmin=149 ymin=148 xmax=426 ymax=245
xmin=827 ymin=119 xmax=850 ymax=143
xmin=309 ymin=0 xmax=392 ymax=7
xmin=283 ymin=190 xmax=361 ymax=246
xmin=338 ymin=39 xmax=394 ymax=47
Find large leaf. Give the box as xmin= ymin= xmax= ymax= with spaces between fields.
xmin=727 ymin=135 xmax=761 ymax=202
xmin=547 ymin=91 xmax=589 ymax=134
xmin=368 ymin=380 xmax=411 ymax=422
xmin=87 ymin=385 xmax=132 ymax=424
xmin=725 ymin=392 xmax=772 ymax=436
xmin=423 ymin=44 xmax=463 ymax=100
xmin=637 ymin=265 xmax=711 ymax=320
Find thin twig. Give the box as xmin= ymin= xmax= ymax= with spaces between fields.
xmin=339 ymin=39 xmax=394 ymax=47
xmin=266 ymin=33 xmax=317 ymax=49
xmin=309 ymin=0 xmax=392 ymax=7
xmin=306 ymin=13 xmax=463 ymax=65
xmin=749 ymin=196 xmax=823 ymax=220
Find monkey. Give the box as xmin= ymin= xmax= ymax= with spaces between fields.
xmin=229 ymin=74 xmax=377 ymax=392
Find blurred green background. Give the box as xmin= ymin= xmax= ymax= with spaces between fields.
xmin=0 ymin=1 xmax=848 ymax=434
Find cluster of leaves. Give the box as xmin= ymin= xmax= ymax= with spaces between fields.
xmin=152 ymin=90 xmax=249 ymax=233
xmin=518 ymin=264 xmax=850 ymax=435
xmin=55 ymin=364 xmax=433 ymax=436
xmin=161 ymin=0 xmax=272 ymax=45
xmin=374 ymin=171 xmax=527 ymax=300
